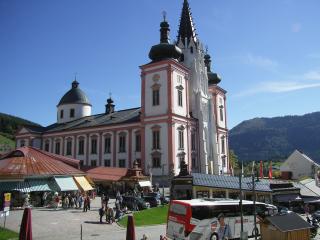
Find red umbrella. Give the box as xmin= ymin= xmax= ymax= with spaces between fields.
xmin=19 ymin=207 xmax=32 ymax=240
xmin=126 ymin=214 xmax=136 ymax=240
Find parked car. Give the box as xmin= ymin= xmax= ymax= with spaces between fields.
xmin=160 ymin=195 xmax=170 ymax=205
xmin=312 ymin=210 xmax=320 ymax=220
xmin=122 ymin=196 xmax=150 ymax=211
xmin=143 ymin=196 xmax=161 ymax=207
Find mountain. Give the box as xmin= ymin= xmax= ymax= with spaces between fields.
xmin=0 ymin=112 xmax=41 ymax=139
xmin=229 ymin=112 xmax=320 ymax=163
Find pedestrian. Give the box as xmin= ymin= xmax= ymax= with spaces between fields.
xmin=105 ymin=193 xmax=110 ymax=206
xmin=304 ymin=204 xmax=310 ymax=216
xmin=141 ymin=234 xmax=148 ymax=240
xmin=101 ymin=194 xmax=105 ymax=206
xmin=54 ymin=193 xmax=59 ymax=210
xmin=83 ymin=195 xmax=88 ymax=212
xmin=79 ymin=195 xmax=83 ymax=209
xmin=99 ymin=205 xmax=105 ymax=223
xmin=160 ymin=235 xmax=167 ymax=240
xmin=86 ymin=195 xmax=91 ymax=210
xmin=106 ymin=206 xmax=114 ymax=224
xmin=216 ymin=213 xmax=232 ymax=240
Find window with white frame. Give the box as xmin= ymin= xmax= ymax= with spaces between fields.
xmin=221 ymin=136 xmax=225 ymax=154
xmin=66 ymin=139 xmax=72 ymax=155
xmin=104 ymin=159 xmax=111 ymax=167
xmin=104 ymin=135 xmax=111 ymax=153
xmin=176 ymin=85 xmax=184 ymax=107
xmin=55 ymin=141 xmax=60 ymax=154
xmin=119 ymin=159 xmax=126 ymax=168
xmin=119 ymin=134 xmax=126 ymax=153
xmin=91 ymin=160 xmax=97 ymax=167
xmin=152 ymin=89 xmax=160 ymax=106
xmin=44 ymin=141 xmax=50 ymax=152
xmin=178 ymin=127 xmax=184 ymax=150
xmin=135 ymin=133 xmax=141 ymax=152
xmin=219 ymin=105 xmax=224 ymax=122
xmin=91 ymin=138 xmax=97 ymax=154
xmin=191 ymin=132 xmax=196 ymax=151
xmin=152 ymin=156 xmax=161 ymax=168
xmin=78 ymin=138 xmax=84 ymax=155
xmin=152 ymin=130 xmax=160 ymax=150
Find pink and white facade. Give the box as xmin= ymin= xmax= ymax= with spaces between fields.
xmin=15 ymin=0 xmax=229 ymax=185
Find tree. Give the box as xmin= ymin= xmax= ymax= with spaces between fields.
xmin=229 ymin=150 xmax=240 ymax=173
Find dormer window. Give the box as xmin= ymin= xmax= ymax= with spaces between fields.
xmin=70 ymin=108 xmax=75 ymax=118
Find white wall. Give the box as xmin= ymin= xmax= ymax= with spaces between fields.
xmin=102 ymin=132 xmax=113 ymax=167
xmin=173 ymin=123 xmax=189 ymax=176
xmin=281 ymin=150 xmax=318 ymax=179
xmin=115 ymin=130 xmax=129 ymax=168
xmin=144 ymin=123 xmax=169 ymax=176
xmin=57 ymin=103 xmax=91 ymax=123
xmin=216 ymin=94 xmax=226 ymax=129
xmin=172 ymin=71 xmax=188 ymax=117
xmin=144 ymin=70 xmax=168 ymax=117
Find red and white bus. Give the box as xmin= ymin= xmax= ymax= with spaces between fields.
xmin=166 ymin=199 xmax=277 ymax=240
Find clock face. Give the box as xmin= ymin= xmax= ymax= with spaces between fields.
xmin=153 ymin=74 xmax=160 ymax=82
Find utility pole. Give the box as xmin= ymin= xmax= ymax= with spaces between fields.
xmin=239 ymin=169 xmax=244 ymax=235
xmin=253 ymin=174 xmax=257 ymax=240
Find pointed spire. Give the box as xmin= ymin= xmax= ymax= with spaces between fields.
xmin=177 ymin=0 xmax=197 ymax=47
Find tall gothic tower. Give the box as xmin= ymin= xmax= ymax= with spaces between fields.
xmin=176 ymin=0 xmax=229 ymax=175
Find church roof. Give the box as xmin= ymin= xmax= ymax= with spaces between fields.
xmin=177 ymin=0 xmax=198 ymax=46
xmin=58 ymin=80 xmax=91 ymax=106
xmin=44 ymin=107 xmax=141 ymax=133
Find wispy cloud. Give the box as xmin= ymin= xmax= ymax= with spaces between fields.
xmin=240 ymin=53 xmax=278 ymax=70
xmin=303 ymin=70 xmax=320 ymax=80
xmin=291 ymin=23 xmax=302 ymax=33
xmin=235 ymin=69 xmax=320 ymax=97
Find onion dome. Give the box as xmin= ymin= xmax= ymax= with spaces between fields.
xmin=149 ymin=14 xmax=182 ymax=62
xmin=204 ymin=53 xmax=221 ymax=85
xmin=58 ymin=80 xmax=91 ymax=106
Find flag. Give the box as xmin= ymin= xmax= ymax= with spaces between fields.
xmin=260 ymin=160 xmax=264 ymax=179
xmin=251 ymin=161 xmax=255 ymax=175
xmin=269 ymin=161 xmax=273 ymax=179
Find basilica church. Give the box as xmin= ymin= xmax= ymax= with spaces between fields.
xmin=15 ymin=0 xmax=229 ymax=185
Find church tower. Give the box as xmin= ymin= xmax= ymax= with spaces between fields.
xmin=140 ymin=14 xmax=193 ymax=185
xmin=57 ymin=80 xmax=92 ymax=123
xmin=176 ymin=0 xmax=219 ymax=174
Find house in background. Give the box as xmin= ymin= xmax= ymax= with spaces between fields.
xmin=280 ymin=150 xmax=319 ymax=180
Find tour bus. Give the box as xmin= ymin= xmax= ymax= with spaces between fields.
xmin=166 ymin=198 xmax=277 ymax=240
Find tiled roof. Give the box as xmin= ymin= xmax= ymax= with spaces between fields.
xmin=266 ymin=212 xmax=312 ymax=232
xmin=44 ymin=107 xmax=141 ymax=133
xmin=192 ymin=173 xmax=272 ymax=192
xmin=0 ymin=147 xmax=84 ymax=179
xmin=86 ymin=167 xmax=128 ymax=181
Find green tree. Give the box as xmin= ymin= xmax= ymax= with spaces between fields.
xmin=229 ymin=150 xmax=240 ymax=172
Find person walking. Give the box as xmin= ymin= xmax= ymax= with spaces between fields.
xmin=99 ymin=205 xmax=105 ymax=223
xmin=106 ymin=206 xmax=114 ymax=224
xmin=83 ymin=195 xmax=88 ymax=212
xmin=86 ymin=195 xmax=91 ymax=211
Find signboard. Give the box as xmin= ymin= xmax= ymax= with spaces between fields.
xmin=3 ymin=193 xmax=11 ymax=212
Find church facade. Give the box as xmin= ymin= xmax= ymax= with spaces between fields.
xmin=15 ymin=0 xmax=229 ymax=185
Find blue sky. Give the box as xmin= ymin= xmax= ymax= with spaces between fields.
xmin=1 ymin=0 xmax=320 ymax=128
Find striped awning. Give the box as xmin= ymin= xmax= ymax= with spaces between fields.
xmin=54 ymin=177 xmax=79 ymax=191
xmin=74 ymin=176 xmax=93 ymax=191
xmin=26 ymin=179 xmax=54 ymax=192
xmin=0 ymin=181 xmax=31 ymax=193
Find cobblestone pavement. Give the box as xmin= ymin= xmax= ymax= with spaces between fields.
xmin=0 ymin=197 xmax=166 ymax=240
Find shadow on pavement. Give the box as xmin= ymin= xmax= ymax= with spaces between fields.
xmin=84 ymin=221 xmax=108 ymax=225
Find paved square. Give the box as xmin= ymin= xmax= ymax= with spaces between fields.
xmin=0 ymin=197 xmax=166 ymax=240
